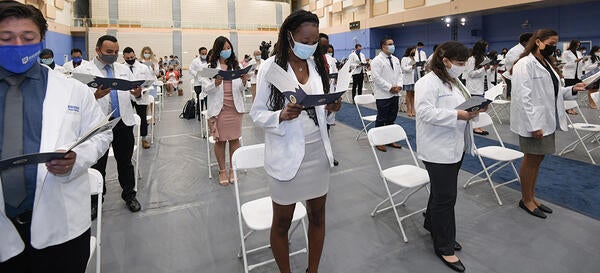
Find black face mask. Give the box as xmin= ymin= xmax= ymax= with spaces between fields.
xmin=540 ymin=44 xmax=556 ymax=57
xmin=125 ymin=59 xmax=136 ymax=65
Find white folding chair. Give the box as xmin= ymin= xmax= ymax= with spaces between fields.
xmin=463 ymin=113 xmax=524 ymax=205
xmin=232 ymin=144 xmax=308 ymax=273
xmin=146 ymin=96 xmax=155 ymax=144
xmin=354 ymin=94 xmax=377 ymax=141
xmin=367 ymin=124 xmax=430 ymax=242
xmin=153 ymin=81 xmax=163 ymax=122
xmin=559 ymin=100 xmax=600 ymax=164
xmin=484 ymin=83 xmax=510 ymax=124
xmin=88 ymin=169 xmax=103 ymax=273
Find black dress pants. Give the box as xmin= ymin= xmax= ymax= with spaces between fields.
xmin=423 ymin=156 xmax=463 ymax=256
xmin=375 ymin=96 xmax=399 ymax=127
xmin=132 ymin=101 xmax=148 ymax=137
xmin=91 ymin=119 xmax=136 ymax=202
xmin=505 ymin=77 xmax=512 ymax=98
xmin=352 ymin=73 xmax=364 ymax=100
xmin=0 ymin=218 xmax=90 ymax=273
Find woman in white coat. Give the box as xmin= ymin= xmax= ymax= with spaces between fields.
xmin=464 ymin=40 xmax=490 ymax=135
xmin=250 ymin=10 xmax=341 ymax=273
xmin=415 ymin=41 xmax=481 ymax=273
xmin=511 ymin=29 xmax=586 ymax=219
xmin=583 ymin=46 xmax=600 ymax=109
xmin=202 ymin=36 xmax=248 ymax=185
xmin=401 ymin=46 xmax=418 ymax=117
xmin=562 ymin=40 xmax=584 ymax=115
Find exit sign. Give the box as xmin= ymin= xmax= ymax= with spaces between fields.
xmin=349 ymin=21 xmax=360 ymax=30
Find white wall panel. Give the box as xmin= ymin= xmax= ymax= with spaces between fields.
xmin=87 ymin=30 xmax=173 ymax=64
xmin=180 ymin=0 xmax=228 ymax=29
xmin=91 ymin=0 xmax=109 ymax=19
xmin=235 ymin=1 xmax=277 ymax=27
xmin=117 ymin=0 xmax=172 ymax=27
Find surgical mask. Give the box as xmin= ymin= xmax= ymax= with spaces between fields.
xmin=41 ymin=58 xmax=54 ymax=65
xmin=255 ymin=55 xmax=260 ymax=60
xmin=539 ymin=44 xmax=556 ymax=57
xmin=0 ymin=42 xmax=42 ymax=74
xmin=125 ymin=59 xmax=136 ymax=65
xmin=72 ymin=57 xmax=82 ymax=64
xmin=99 ymin=52 xmax=118 ymax=64
xmin=387 ymin=45 xmax=395 ymax=54
xmin=446 ymin=62 xmax=466 ymax=78
xmin=356 ymin=49 xmax=362 ymax=55
xmin=289 ymin=32 xmax=317 ymax=60
xmin=200 ymin=54 xmax=207 ymax=60
xmin=220 ymin=49 xmax=231 ymax=59
xmin=143 ymin=53 xmax=151 ymax=59
xmin=326 ymin=53 xmax=333 ymax=57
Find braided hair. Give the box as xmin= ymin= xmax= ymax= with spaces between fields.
xmin=268 ymin=9 xmax=330 ymax=111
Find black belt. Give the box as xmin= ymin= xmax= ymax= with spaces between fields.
xmin=10 ymin=210 xmax=32 ymax=225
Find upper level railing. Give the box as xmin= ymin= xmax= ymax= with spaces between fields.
xmin=73 ymin=18 xmax=279 ymax=31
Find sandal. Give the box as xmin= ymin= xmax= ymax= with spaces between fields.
xmin=218 ymin=170 xmax=229 ymax=186
xmin=473 ymin=129 xmax=489 ymax=135
xmin=566 ymin=109 xmax=578 ymax=115
xmin=229 ymin=169 xmax=236 ymax=184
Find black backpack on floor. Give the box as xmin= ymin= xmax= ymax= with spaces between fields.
xmin=180 ymin=98 xmax=196 ymax=119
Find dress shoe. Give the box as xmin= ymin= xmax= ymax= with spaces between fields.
xmin=376 ymin=145 xmax=387 ymax=152
xmin=387 ymin=142 xmax=402 ymax=149
xmin=91 ymin=206 xmax=98 ymax=221
xmin=435 ymin=252 xmax=465 ymax=272
xmin=537 ymin=203 xmax=553 ymax=214
xmin=126 ymin=198 xmax=142 ymax=212
xmin=519 ymin=200 xmax=546 ymax=219
xmin=333 ymin=159 xmax=339 ymax=166
xmin=142 ymin=140 xmax=151 ymax=149
xmin=473 ymin=129 xmax=489 ymax=136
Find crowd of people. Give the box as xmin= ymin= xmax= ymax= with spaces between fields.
xmin=0 ymin=1 xmax=595 ymax=273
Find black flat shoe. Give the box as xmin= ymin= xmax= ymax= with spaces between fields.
xmin=519 ymin=200 xmax=546 ymax=219
xmin=435 ymin=252 xmax=465 ymax=272
xmin=538 ymin=204 xmax=553 ymax=214
xmin=473 ymin=130 xmax=489 ymax=136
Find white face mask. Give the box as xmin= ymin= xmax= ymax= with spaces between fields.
xmin=326 ymin=53 xmax=333 ymax=57
xmin=143 ymin=53 xmax=151 ymax=59
xmin=200 ymin=54 xmax=207 ymax=59
xmin=446 ymin=61 xmax=466 ymax=78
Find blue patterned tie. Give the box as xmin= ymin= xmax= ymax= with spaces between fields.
xmin=104 ymin=65 xmax=120 ymax=118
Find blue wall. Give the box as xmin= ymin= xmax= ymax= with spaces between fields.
xmin=43 ymin=31 xmax=88 ymax=65
xmin=328 ymin=1 xmax=600 ymax=59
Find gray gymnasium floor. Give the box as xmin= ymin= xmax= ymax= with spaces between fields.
xmin=88 ymin=75 xmax=600 ymax=273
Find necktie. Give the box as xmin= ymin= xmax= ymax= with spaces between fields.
xmin=104 ymin=65 xmax=120 ymax=118
xmin=484 ymin=74 xmax=488 ymax=91
xmin=388 ymin=56 xmax=394 ymax=69
xmin=1 ymin=75 xmax=27 ymax=207
xmin=130 ymin=65 xmax=134 ymax=73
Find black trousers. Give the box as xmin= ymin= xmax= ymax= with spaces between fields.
xmin=352 ymin=73 xmax=364 ymax=100
xmin=505 ymin=77 xmax=512 ymax=98
xmin=194 ymin=85 xmax=207 ymax=111
xmin=423 ymin=156 xmax=464 ymax=256
xmin=0 ymin=218 xmax=90 ymax=273
xmin=375 ymin=96 xmax=399 ymax=127
xmin=132 ymin=101 xmax=148 ymax=137
xmin=91 ymin=119 xmax=136 ymax=202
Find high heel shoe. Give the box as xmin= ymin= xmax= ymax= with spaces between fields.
xmin=218 ymin=170 xmax=229 ymax=186
xmin=229 ymin=169 xmax=235 ymax=184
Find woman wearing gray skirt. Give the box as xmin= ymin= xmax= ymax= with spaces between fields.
xmin=250 ymin=10 xmax=341 ymax=273
xmin=510 ymin=29 xmax=586 ymax=219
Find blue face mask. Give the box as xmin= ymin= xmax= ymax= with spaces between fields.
xmin=289 ymin=32 xmax=318 ymax=60
xmin=387 ymin=45 xmax=395 ymax=54
xmin=356 ymin=49 xmax=362 ymax=55
xmin=220 ymin=49 xmax=232 ymax=59
xmin=0 ymin=42 xmax=42 ymax=74
xmin=40 ymin=58 xmax=54 ymax=65
xmin=72 ymin=57 xmax=82 ymax=63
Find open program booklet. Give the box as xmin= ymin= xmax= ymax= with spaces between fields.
xmin=72 ymin=73 xmax=154 ymax=90
xmin=0 ymin=113 xmax=120 ymax=171
xmin=581 ymin=67 xmax=600 ymax=89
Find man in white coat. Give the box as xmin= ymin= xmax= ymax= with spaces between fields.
xmin=0 ymin=1 xmax=112 ymax=271
xmin=62 ymin=48 xmax=88 ymax=74
xmin=348 ymin=43 xmax=367 ymax=102
xmin=74 ymin=35 xmax=143 ymax=217
xmin=501 ymin=32 xmax=533 ymax=98
xmin=416 ymin=41 xmax=428 ymax=78
xmin=370 ymin=37 xmax=403 ymax=152
xmin=123 ymin=46 xmax=156 ymax=149
xmin=189 ymin=46 xmax=209 ymax=115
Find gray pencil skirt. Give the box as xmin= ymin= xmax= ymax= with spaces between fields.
xmin=518 ymin=133 xmax=556 ymax=155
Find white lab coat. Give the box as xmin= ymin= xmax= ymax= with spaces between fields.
xmin=0 ymin=68 xmax=112 ymax=262
xmin=371 ymin=52 xmax=403 ymax=100
xmin=464 ymin=56 xmax=488 ymax=96
xmin=416 ymin=49 xmax=427 ymax=74
xmin=201 ymin=62 xmax=246 ymax=118
xmin=189 ymin=56 xmax=208 ymax=87
xmin=400 ymin=56 xmax=416 ymax=85
xmin=562 ymin=50 xmax=584 ymax=80
xmin=74 ymin=59 xmax=141 ymax=126
xmin=62 ymin=59 xmax=89 ymax=74
xmin=415 ymin=72 xmax=473 ymax=164
xmin=501 ymin=43 xmax=525 ymax=80
xmin=347 ymin=51 xmax=367 ymax=75
xmin=510 ymin=53 xmax=577 ymax=137
xmin=128 ymin=60 xmax=156 ymax=105
xmin=250 ymin=57 xmax=334 ymax=181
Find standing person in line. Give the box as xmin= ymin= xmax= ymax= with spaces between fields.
xmin=464 ymin=40 xmax=490 ymax=135
xmin=416 ymin=41 xmax=428 ymax=78
xmin=202 ymin=36 xmax=248 ymax=186
xmin=123 ymin=47 xmax=155 ymax=149
xmin=371 ymin=37 xmax=403 ymax=152
xmin=0 ymin=1 xmax=112 ymax=271
xmin=38 ymin=48 xmax=65 ymax=74
xmin=319 ymin=33 xmax=340 ymax=166
xmin=502 ymin=32 xmax=533 ymax=99
xmin=189 ymin=46 xmax=209 ymax=113
xmin=139 ymin=46 xmax=160 ymax=122
xmin=62 ymin=48 xmax=88 ymax=74
xmin=401 ymin=46 xmax=418 ymax=117
xmin=562 ymin=40 xmax=585 ymax=115
xmin=415 ymin=41 xmax=481 ymax=272
xmin=250 ymin=9 xmax=341 ymax=273
xmin=511 ymin=29 xmax=586 ymax=219
xmin=74 ymin=35 xmax=144 ymax=217
xmin=246 ymin=50 xmax=262 ymax=101
xmin=348 ymin=43 xmax=367 ymax=103
xmin=584 ymin=45 xmax=600 ymax=109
